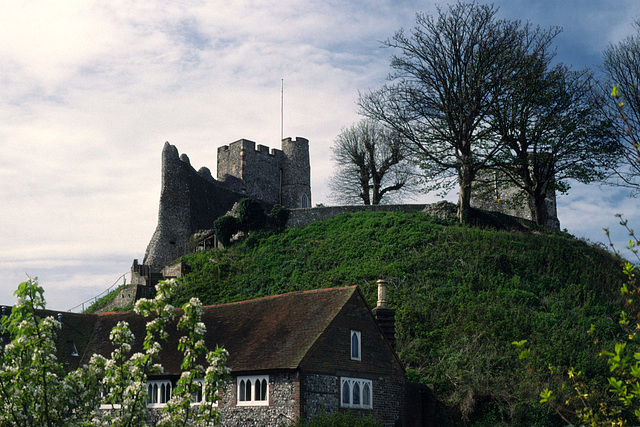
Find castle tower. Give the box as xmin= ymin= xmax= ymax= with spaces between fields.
xmin=217 ymin=137 xmax=311 ymax=209
xmin=280 ymin=137 xmax=311 ymax=208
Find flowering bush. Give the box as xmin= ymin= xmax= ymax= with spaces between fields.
xmin=0 ymin=278 xmax=228 ymax=427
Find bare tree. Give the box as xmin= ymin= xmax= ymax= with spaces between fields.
xmin=328 ymin=119 xmax=415 ymax=205
xmin=603 ymin=19 xmax=640 ymax=194
xmin=359 ymin=2 xmax=558 ymax=223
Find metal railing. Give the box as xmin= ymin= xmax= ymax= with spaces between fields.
xmin=67 ymin=272 xmax=129 ymax=313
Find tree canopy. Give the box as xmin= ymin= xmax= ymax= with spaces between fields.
xmin=486 ymin=62 xmax=619 ymax=227
xmin=359 ymin=2 xmax=559 ymax=223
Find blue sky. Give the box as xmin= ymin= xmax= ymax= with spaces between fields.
xmin=0 ymin=1 xmax=638 ymax=310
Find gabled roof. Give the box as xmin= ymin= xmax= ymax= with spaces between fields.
xmin=85 ymin=286 xmax=360 ymax=374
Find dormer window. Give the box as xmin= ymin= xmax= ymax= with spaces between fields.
xmin=351 ymin=330 xmax=361 ymax=361
xmin=67 ymin=340 xmax=79 ymax=357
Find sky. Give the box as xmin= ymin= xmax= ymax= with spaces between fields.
xmin=1 ymin=0 xmax=638 ymax=311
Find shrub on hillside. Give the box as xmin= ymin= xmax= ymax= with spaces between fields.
xmin=213 ymin=215 xmax=239 ymax=247
xmin=269 ymin=204 xmax=289 ymax=230
xmin=237 ymin=198 xmax=266 ymax=231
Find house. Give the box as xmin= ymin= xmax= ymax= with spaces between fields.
xmin=42 ymin=283 xmax=405 ymax=426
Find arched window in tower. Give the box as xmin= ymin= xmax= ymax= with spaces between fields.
xmin=300 ymin=193 xmax=309 ymax=208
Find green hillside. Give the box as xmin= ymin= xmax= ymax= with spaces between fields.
xmin=171 ymin=209 xmax=624 ymax=426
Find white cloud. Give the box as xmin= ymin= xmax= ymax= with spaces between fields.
xmin=1 ymin=0 xmax=639 ymax=310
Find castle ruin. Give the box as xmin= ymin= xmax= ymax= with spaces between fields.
xmin=132 ymin=134 xmax=559 ymax=291
xmin=139 ymin=137 xmax=311 ymax=275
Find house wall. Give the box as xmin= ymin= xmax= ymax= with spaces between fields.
xmin=301 ymin=374 xmax=339 ymax=418
xmin=299 ymin=292 xmax=405 ymax=427
xmin=217 ymin=371 xmax=300 ymax=427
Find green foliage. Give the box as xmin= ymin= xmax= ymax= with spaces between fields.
xmin=237 ymin=198 xmax=266 ymax=231
xmin=213 ymin=215 xmax=239 ymax=247
xmin=295 ymin=411 xmax=381 ymax=427
xmin=84 ymin=284 xmax=125 ymax=313
xmin=269 ymin=204 xmax=290 ymax=230
xmin=172 ymin=209 xmax=624 ymax=425
xmin=516 ymin=216 xmax=640 ymax=426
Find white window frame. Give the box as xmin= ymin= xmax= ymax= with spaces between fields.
xmin=350 ymin=330 xmax=361 ymax=361
xmin=340 ymin=377 xmax=373 ymax=409
xmin=147 ymin=379 xmax=173 ymax=408
xmin=189 ymin=378 xmax=219 ymax=407
xmin=236 ymin=375 xmax=269 ymax=406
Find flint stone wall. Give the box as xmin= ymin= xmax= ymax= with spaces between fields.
xmin=218 ymin=372 xmax=299 ymax=427
xmin=301 ymin=374 xmax=339 ymax=419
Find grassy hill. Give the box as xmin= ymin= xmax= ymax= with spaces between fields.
xmin=167 ymin=209 xmax=624 ymax=425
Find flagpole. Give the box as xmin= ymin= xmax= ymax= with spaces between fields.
xmin=280 ymin=79 xmax=284 ymax=141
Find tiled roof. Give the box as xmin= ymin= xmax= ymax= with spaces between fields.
xmin=0 ymin=308 xmax=99 ymax=371
xmin=85 ymin=286 xmax=359 ymax=374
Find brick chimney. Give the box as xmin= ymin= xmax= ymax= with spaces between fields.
xmin=372 ymin=279 xmax=396 ymax=349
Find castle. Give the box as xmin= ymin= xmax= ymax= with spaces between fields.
xmin=133 ymin=135 xmax=559 ymax=289
xmin=140 ymin=137 xmax=311 ymax=275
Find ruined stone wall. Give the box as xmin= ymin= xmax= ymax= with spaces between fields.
xmin=285 ymin=204 xmax=430 ymax=229
xmin=144 ymin=138 xmax=312 ymax=272
xmin=471 ymin=170 xmax=560 ymax=230
xmin=143 ymin=142 xmax=250 ymax=272
xmin=95 ymin=285 xmax=137 ymax=313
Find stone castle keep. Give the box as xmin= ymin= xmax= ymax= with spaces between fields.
xmin=141 ymin=137 xmax=311 ymax=274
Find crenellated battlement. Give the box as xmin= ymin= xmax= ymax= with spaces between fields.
xmin=217 ymin=137 xmax=311 ymax=207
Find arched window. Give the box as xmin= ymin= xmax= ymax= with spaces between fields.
xmin=342 ymin=381 xmax=350 ymax=405
xmin=237 ymin=375 xmax=269 ymax=406
xmin=239 ymin=380 xmax=246 ymax=401
xmin=254 ymin=379 xmax=261 ymax=401
xmin=353 ymin=382 xmax=360 ymax=405
xmin=245 ymin=379 xmax=252 ymax=402
xmin=260 ymin=378 xmax=267 ymax=401
xmin=300 ymin=193 xmax=309 ymax=208
xmin=146 ymin=380 xmax=172 ymax=407
xmin=363 ymin=383 xmax=371 ymax=406
xmin=163 ymin=383 xmax=171 ymax=403
xmin=351 ymin=330 xmax=361 ymax=360
xmin=340 ymin=377 xmax=372 ymax=409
